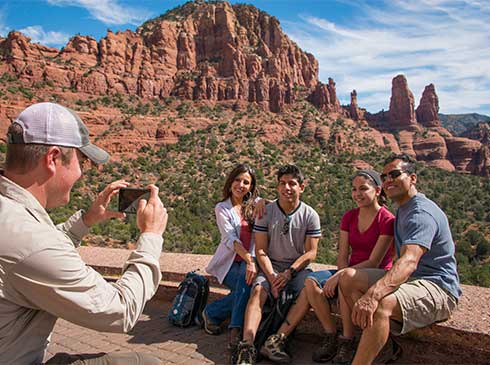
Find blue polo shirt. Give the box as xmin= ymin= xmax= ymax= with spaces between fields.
xmin=395 ymin=193 xmax=462 ymax=299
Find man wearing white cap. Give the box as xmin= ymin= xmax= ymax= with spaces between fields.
xmin=0 ymin=103 xmax=168 ymax=364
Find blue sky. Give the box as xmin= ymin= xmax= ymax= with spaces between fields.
xmin=1 ymin=0 xmax=489 ymax=116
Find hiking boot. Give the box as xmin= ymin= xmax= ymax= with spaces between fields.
xmin=260 ymin=333 xmax=291 ymax=363
xmin=235 ymin=341 xmax=256 ymax=365
xmin=202 ymin=309 xmax=221 ymax=335
xmin=228 ymin=328 xmax=241 ymax=352
xmin=331 ymin=336 xmax=356 ymax=365
xmin=312 ymin=331 xmax=338 ymax=363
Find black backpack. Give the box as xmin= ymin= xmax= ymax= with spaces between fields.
xmin=254 ymin=288 xmax=297 ymax=352
xmin=168 ymin=271 xmax=209 ymax=327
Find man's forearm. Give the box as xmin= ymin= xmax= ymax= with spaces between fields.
xmin=290 ymin=249 xmax=317 ymax=272
xmin=367 ymin=254 xmax=418 ymax=301
xmin=256 ymin=249 xmax=276 ymax=282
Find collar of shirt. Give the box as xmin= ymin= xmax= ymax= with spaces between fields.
xmin=0 ymin=173 xmax=55 ymax=227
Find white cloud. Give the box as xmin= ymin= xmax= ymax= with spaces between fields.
xmin=47 ymin=0 xmax=150 ymax=26
xmin=0 ymin=9 xmax=9 ymax=37
xmin=284 ymin=0 xmax=490 ymax=115
xmin=19 ymin=25 xmax=69 ymax=47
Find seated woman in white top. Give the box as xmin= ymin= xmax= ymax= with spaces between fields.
xmin=205 ymin=164 xmax=263 ymax=350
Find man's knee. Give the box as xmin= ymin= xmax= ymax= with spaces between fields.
xmin=375 ymin=294 xmax=400 ymax=321
xmin=249 ymin=285 xmax=268 ymax=306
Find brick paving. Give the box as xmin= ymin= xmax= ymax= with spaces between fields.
xmin=44 ymin=299 xmax=321 ymax=365
xmin=43 ymin=295 xmax=490 ymax=365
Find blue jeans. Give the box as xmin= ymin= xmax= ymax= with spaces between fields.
xmin=306 ymin=269 xmax=338 ymax=287
xmin=204 ymin=261 xmax=251 ymax=329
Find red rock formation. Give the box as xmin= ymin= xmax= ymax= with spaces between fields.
xmin=445 ymin=136 xmax=481 ymax=171
xmin=0 ymin=2 xmax=319 ymax=113
xmin=61 ymin=35 xmax=98 ymax=66
xmin=472 ymin=145 xmax=490 ymax=177
xmin=308 ymin=78 xmax=342 ymax=113
xmin=299 ymin=115 xmax=316 ymax=142
xmin=398 ymin=130 xmax=418 ymax=157
xmin=349 ymin=89 xmax=365 ymax=121
xmin=388 ymin=75 xmax=417 ymax=129
xmin=412 ymin=131 xmax=454 ymax=170
xmin=416 ymin=84 xmax=441 ymax=127
xmin=1 ymin=4 xmax=489 ymax=178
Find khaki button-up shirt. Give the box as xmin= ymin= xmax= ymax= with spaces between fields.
xmin=0 ymin=174 xmax=163 ymax=364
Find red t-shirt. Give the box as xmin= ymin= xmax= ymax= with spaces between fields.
xmin=340 ymin=206 xmax=395 ymax=270
xmin=235 ymin=218 xmax=252 ymax=262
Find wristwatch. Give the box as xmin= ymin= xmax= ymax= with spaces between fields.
xmin=289 ymin=267 xmax=298 ymax=279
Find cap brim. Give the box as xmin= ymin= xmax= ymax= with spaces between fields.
xmin=79 ymin=143 xmax=110 ymax=164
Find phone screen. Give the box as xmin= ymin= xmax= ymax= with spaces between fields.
xmin=118 ymin=188 xmax=151 ymax=214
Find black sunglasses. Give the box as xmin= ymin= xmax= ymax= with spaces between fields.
xmin=282 ymin=215 xmax=291 ymax=235
xmin=380 ymin=169 xmax=404 ymax=182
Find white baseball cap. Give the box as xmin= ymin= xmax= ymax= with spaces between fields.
xmin=7 ymin=102 xmax=110 ymax=164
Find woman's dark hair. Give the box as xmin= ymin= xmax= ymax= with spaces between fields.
xmin=221 ymin=164 xmax=258 ymax=228
xmin=352 ymin=170 xmax=387 ymax=206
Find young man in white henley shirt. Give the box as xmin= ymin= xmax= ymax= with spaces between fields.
xmin=235 ymin=164 xmax=322 ymax=365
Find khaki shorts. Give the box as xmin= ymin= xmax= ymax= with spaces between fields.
xmin=363 ymin=269 xmax=458 ymax=335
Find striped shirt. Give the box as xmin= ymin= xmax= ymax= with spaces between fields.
xmin=254 ymin=200 xmax=321 ymax=270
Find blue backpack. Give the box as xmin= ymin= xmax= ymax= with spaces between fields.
xmin=168 ymin=271 xmax=209 ymax=327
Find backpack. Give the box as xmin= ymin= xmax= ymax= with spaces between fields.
xmin=254 ymin=288 xmax=297 ymax=353
xmin=168 ymin=271 xmax=209 ymax=327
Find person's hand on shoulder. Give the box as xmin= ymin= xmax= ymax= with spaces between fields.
xmin=137 ymin=184 xmax=168 ymax=236
xmin=253 ymin=198 xmax=268 ymax=219
xmin=83 ymin=179 xmax=128 ymax=227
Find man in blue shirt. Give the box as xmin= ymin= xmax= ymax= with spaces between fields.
xmin=337 ymin=153 xmax=461 ymax=365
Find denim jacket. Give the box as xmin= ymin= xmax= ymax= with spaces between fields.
xmin=206 ymin=198 xmax=255 ymax=284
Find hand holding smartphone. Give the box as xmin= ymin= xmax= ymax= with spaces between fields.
xmin=118 ymin=188 xmax=151 ymax=214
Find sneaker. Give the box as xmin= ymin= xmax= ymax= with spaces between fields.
xmin=202 ymin=309 xmax=221 ymax=335
xmin=260 ymin=333 xmax=291 ymax=363
xmin=312 ymin=331 xmax=338 ymax=363
xmin=331 ymin=336 xmax=356 ymax=365
xmin=235 ymin=341 xmax=257 ymax=365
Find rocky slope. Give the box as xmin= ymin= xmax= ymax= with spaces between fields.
xmin=0 ymin=1 xmax=489 ymax=176
xmin=0 ymin=1 xmax=339 ymax=114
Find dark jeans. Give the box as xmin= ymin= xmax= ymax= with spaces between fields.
xmin=204 ymin=260 xmax=251 ymax=329
xmin=45 ymin=352 xmax=162 ymax=365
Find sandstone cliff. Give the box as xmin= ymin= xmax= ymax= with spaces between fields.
xmin=0 ymin=2 xmax=488 ymax=177
xmin=0 ymin=1 xmax=323 ymax=113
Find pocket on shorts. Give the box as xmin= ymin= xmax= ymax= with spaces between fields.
xmin=418 ymin=280 xmax=451 ymax=322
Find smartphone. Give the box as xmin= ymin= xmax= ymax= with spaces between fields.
xmin=118 ymin=188 xmax=151 ymax=214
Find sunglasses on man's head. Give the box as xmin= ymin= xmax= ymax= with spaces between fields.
xmin=282 ymin=215 xmax=291 ymax=235
xmin=380 ymin=169 xmax=404 ymax=183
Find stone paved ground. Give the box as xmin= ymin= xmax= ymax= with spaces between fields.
xmin=44 ymin=296 xmax=489 ymax=365
xmin=44 ymin=299 xmax=321 ymax=365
